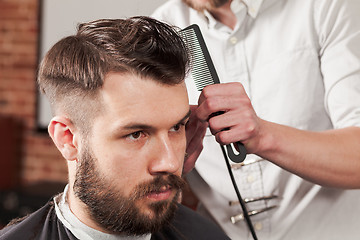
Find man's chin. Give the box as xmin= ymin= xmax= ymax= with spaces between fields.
xmin=136 ymin=197 xmax=177 ymax=219
xmin=183 ymin=0 xmax=229 ymax=11
xmin=112 ymin=198 xmax=178 ymax=235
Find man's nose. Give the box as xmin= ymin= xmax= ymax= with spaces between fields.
xmin=148 ymin=135 xmax=183 ymax=175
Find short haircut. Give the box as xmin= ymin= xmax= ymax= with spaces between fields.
xmin=38 ymin=16 xmax=189 ymax=134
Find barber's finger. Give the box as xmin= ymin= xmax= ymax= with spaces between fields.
xmin=184 ymin=120 xmax=207 ymax=174
xmin=186 ymin=105 xmax=201 ymax=141
xmin=198 ymin=82 xmax=246 ymax=105
xmin=183 ymin=145 xmax=202 ymax=174
xmin=213 ymin=117 xmax=258 ymax=146
xmin=196 ymin=99 xmax=222 ymax=122
xmin=207 ymin=106 xmax=253 ymax=134
xmin=197 ymin=84 xmax=248 ymax=121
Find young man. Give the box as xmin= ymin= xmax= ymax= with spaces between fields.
xmin=0 ymin=17 xmax=229 ymax=240
xmin=153 ymin=0 xmax=360 ymax=239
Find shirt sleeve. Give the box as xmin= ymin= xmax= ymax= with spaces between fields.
xmin=317 ymin=0 xmax=360 ymax=128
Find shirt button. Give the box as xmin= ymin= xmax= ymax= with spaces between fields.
xmin=229 ymin=36 xmax=238 ymax=44
xmin=247 ymin=175 xmax=255 ymax=183
xmin=254 ymin=222 xmax=263 ymax=231
xmin=249 ymin=8 xmax=256 ymax=16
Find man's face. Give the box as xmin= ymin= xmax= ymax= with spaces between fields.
xmin=74 ymin=72 xmax=190 ymax=235
xmin=183 ymin=0 xmax=229 ymax=11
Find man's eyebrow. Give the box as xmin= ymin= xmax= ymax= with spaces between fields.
xmin=115 ymin=109 xmax=192 ymax=131
xmin=179 ymin=109 xmax=191 ymax=124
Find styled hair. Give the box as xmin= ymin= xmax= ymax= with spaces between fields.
xmin=37 ymin=16 xmax=189 ymax=133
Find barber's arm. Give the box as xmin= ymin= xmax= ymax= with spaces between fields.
xmin=195 ymin=82 xmax=360 ymax=189
xmin=187 ymin=0 xmax=360 ymax=188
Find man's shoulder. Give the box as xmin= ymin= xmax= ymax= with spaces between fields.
xmin=153 ymin=204 xmax=230 ymax=240
xmin=0 ymin=200 xmax=76 ymax=240
xmin=0 ymin=201 xmax=53 ymax=239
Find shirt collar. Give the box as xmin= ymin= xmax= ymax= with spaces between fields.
xmin=241 ymin=0 xmax=264 ymax=18
xmin=203 ymin=0 xmax=264 ymax=29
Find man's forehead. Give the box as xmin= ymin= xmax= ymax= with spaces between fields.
xmin=96 ymin=72 xmax=189 ymax=131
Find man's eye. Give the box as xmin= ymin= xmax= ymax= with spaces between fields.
xmin=128 ymin=131 xmax=143 ymax=140
xmin=170 ymin=123 xmax=184 ymax=132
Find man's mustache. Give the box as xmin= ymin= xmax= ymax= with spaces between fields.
xmin=132 ymin=174 xmax=187 ymax=199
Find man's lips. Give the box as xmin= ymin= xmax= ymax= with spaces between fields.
xmin=145 ymin=185 xmax=173 ymax=201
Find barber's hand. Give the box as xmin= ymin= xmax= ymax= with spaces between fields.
xmin=196 ymin=83 xmax=261 ymax=153
xmin=184 ymin=105 xmax=208 ymax=174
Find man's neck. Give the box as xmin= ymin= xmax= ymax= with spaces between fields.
xmin=209 ymin=1 xmax=237 ymax=29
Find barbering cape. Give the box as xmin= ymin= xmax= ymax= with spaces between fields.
xmin=0 ymin=200 xmax=229 ymax=240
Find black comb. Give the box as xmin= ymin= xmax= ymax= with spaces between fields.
xmin=180 ymin=24 xmax=247 ymax=163
xmin=180 ymin=25 xmax=258 ymax=240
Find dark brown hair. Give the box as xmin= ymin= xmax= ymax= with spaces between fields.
xmin=37 ymin=16 xmax=189 ymax=132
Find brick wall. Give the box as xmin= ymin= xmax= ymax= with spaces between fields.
xmin=0 ymin=0 xmax=67 ymax=186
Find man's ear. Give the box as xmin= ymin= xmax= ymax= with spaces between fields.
xmin=48 ymin=116 xmax=79 ymax=161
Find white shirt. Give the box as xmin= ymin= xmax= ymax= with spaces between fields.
xmin=152 ymin=0 xmax=360 ymax=239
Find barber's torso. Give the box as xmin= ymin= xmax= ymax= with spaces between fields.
xmin=153 ymin=0 xmax=360 ymax=239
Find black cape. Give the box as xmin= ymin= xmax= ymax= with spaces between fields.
xmin=0 ymin=200 xmax=230 ymax=240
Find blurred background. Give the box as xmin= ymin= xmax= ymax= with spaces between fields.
xmin=0 ymin=0 xmax=166 ymax=228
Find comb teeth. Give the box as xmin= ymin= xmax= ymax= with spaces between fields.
xmin=179 ymin=25 xmax=220 ymax=91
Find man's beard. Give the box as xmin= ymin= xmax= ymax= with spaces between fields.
xmin=183 ymin=0 xmax=229 ymax=12
xmin=73 ymin=148 xmax=187 ymax=236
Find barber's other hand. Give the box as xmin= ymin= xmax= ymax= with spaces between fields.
xmin=196 ymin=83 xmax=261 ymax=153
xmin=184 ymin=105 xmax=207 ymax=174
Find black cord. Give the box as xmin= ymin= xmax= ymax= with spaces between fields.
xmin=220 ymin=145 xmax=258 ymax=240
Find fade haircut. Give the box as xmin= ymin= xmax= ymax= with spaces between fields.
xmin=38 ymin=16 xmax=189 ymax=135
